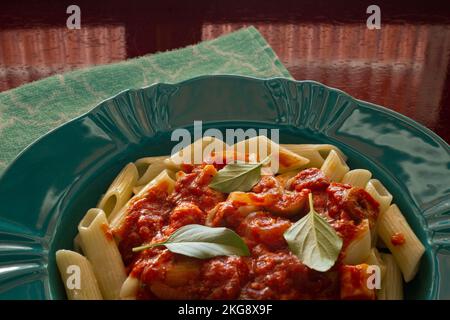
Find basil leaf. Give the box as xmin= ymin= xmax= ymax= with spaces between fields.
xmin=132 ymin=224 xmax=250 ymax=259
xmin=208 ymin=156 xmax=270 ymax=193
xmin=283 ymin=193 xmax=343 ymax=272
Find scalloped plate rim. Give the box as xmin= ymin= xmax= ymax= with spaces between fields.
xmin=1 ymin=74 xmax=448 ymax=181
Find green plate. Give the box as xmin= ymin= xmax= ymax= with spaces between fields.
xmin=0 ymin=75 xmax=449 ymax=299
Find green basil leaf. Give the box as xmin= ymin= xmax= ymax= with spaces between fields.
xmin=208 ymin=156 xmax=270 ymax=193
xmin=283 ymin=193 xmax=343 ymax=272
xmin=132 ymin=224 xmax=250 ymax=259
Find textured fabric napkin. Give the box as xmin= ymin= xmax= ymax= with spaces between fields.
xmin=0 ymin=26 xmax=291 ymax=174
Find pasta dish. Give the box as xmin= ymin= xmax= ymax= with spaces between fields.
xmin=56 ymin=136 xmax=425 ymax=300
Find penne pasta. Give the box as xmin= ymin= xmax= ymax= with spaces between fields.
xmin=343 ymin=219 xmax=371 ymax=265
xmin=378 ymin=253 xmax=404 ymax=300
xmin=97 ymin=163 xmax=138 ymax=219
xmin=365 ymin=179 xmax=393 ymax=245
xmin=78 ymin=208 xmax=127 ymax=299
xmin=313 ymin=144 xmax=346 ymax=161
xmin=56 ymin=250 xmax=103 ymax=300
xmin=281 ymin=144 xmax=347 ymax=169
xmin=320 ymin=149 xmax=349 ymax=182
xmin=234 ymin=136 xmax=309 ymax=173
xmin=227 ymin=191 xmax=277 ymax=207
xmin=57 ymin=139 xmax=426 ymax=301
xmin=134 ymin=156 xmax=169 ymax=186
xmin=280 ymin=145 xmax=325 ymax=168
xmin=109 ymin=169 xmax=176 ymax=230
xmin=377 ymin=204 xmax=425 ymax=282
xmin=119 ymin=275 xmax=140 ymax=300
xmin=165 ymin=136 xmax=228 ymax=169
xmin=342 ymin=169 xmax=372 ymax=188
xmin=365 ymin=179 xmax=393 ymax=214
xmin=132 ymin=184 xmax=144 ymax=195
xmin=364 ymin=248 xmax=386 ymax=280
xmin=134 ymin=167 xmax=176 ymax=195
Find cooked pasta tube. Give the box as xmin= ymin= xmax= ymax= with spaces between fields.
xmin=312 ymin=144 xmax=347 ymax=160
xmin=227 ymin=191 xmax=277 ymax=207
xmin=132 ymin=184 xmax=144 ymax=195
xmin=343 ymin=219 xmax=371 ymax=265
xmin=120 ymin=275 xmax=140 ymax=300
xmin=134 ymin=156 xmax=168 ymax=186
xmin=377 ymin=204 xmax=425 ymax=282
xmin=97 ymin=163 xmax=138 ymax=219
xmin=165 ymin=136 xmax=228 ymax=169
xmin=365 ymin=179 xmax=393 ymax=214
xmin=109 ymin=169 xmax=176 ymax=229
xmin=281 ymin=144 xmax=347 ymax=169
xmin=234 ymin=136 xmax=309 ymax=173
xmin=56 ymin=250 xmax=103 ymax=300
xmin=280 ymin=146 xmax=324 ymax=168
xmin=342 ymin=169 xmax=372 ymax=188
xmin=364 ymin=248 xmax=386 ymax=280
xmin=378 ymin=253 xmax=404 ymax=300
xmin=320 ymin=149 xmax=349 ymax=182
xmin=366 ymin=179 xmax=393 ymax=245
xmin=78 ymin=209 xmax=127 ymax=299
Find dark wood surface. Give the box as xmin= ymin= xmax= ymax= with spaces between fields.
xmin=1 ymin=0 xmax=449 ymax=142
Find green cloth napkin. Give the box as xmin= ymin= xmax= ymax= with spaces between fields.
xmin=0 ymin=26 xmax=291 ymax=174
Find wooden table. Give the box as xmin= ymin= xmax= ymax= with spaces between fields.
xmin=1 ymin=0 xmax=449 ymax=142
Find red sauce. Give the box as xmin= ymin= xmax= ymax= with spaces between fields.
xmin=237 ymin=212 xmax=292 ymax=250
xmin=391 ymin=232 xmax=406 ymax=246
xmin=248 ymin=175 xmax=309 ymax=217
xmin=208 ymin=201 xmax=244 ymax=229
xmin=115 ymin=182 xmax=173 ymax=265
xmin=251 ymin=175 xmax=279 ymax=193
xmin=114 ymin=164 xmax=380 ymax=300
xmin=168 ymin=164 xmax=225 ymax=211
xmin=340 ymin=264 xmax=376 ymax=300
xmin=241 ymin=246 xmax=338 ymax=299
xmin=289 ymin=168 xmax=330 ymax=191
xmin=327 ymin=183 xmax=379 ymax=230
xmin=100 ymin=223 xmax=114 ymax=241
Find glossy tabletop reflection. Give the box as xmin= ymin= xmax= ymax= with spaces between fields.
xmin=1 ymin=0 xmax=449 ymax=142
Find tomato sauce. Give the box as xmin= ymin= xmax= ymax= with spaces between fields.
xmin=100 ymin=223 xmax=114 ymax=241
xmin=114 ymin=165 xmax=380 ymax=300
xmin=391 ymin=232 xmax=406 ymax=246
xmin=340 ymin=264 xmax=376 ymax=300
xmin=168 ymin=164 xmax=225 ymax=212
